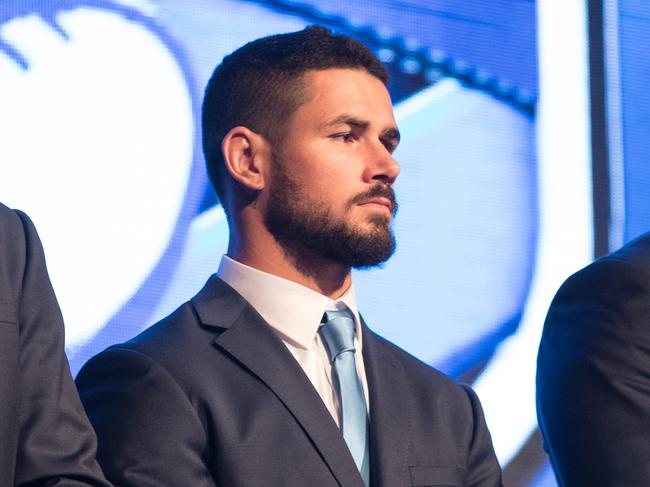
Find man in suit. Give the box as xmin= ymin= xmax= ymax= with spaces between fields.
xmin=76 ymin=26 xmax=502 ymax=486
xmin=537 ymin=232 xmax=650 ymax=486
xmin=0 ymin=202 xmax=111 ymax=486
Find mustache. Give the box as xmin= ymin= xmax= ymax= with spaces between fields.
xmin=349 ymin=184 xmax=398 ymax=215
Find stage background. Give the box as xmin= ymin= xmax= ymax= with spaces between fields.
xmin=1 ymin=1 xmax=645 ymax=485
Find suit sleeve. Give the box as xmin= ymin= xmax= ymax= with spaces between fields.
xmin=76 ymin=347 xmax=218 ymax=487
xmin=537 ymin=258 xmax=650 ymax=487
xmin=12 ymin=210 xmax=112 ymax=487
xmin=461 ymin=385 xmax=503 ymax=487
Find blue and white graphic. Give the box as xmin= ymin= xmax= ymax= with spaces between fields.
xmin=1 ymin=1 xmax=608 ymax=485
xmin=0 ymin=1 xmax=202 ymax=359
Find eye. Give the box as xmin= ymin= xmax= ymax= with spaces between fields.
xmin=331 ymin=132 xmax=355 ymax=143
xmin=381 ymin=138 xmax=397 ymax=153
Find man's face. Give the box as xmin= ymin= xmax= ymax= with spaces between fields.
xmin=264 ymin=68 xmax=401 ymax=269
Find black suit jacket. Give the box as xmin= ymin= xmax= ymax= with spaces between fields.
xmin=0 ymin=203 xmax=110 ymax=486
xmin=77 ymin=275 xmax=502 ymax=486
xmin=537 ymin=231 xmax=650 ymax=486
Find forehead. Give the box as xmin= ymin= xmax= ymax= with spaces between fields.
xmin=295 ymin=68 xmax=396 ymax=127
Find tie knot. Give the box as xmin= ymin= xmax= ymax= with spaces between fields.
xmin=320 ymin=309 xmax=356 ymax=361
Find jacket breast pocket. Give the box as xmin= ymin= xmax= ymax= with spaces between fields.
xmin=409 ymin=465 xmax=467 ymax=487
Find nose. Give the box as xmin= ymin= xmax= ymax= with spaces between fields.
xmin=365 ymin=142 xmax=400 ymax=186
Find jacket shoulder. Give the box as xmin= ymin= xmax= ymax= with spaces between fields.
xmin=572 ymin=230 xmax=650 ymax=282
xmin=552 ymin=233 xmax=650 ymax=311
xmin=0 ymin=205 xmax=42 ymax=308
xmin=0 ymin=204 xmax=27 ymax=257
xmin=608 ymin=230 xmax=650 ymax=267
xmin=117 ymin=301 xmax=210 ymax=360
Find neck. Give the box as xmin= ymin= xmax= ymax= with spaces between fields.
xmin=227 ymin=220 xmax=352 ymax=299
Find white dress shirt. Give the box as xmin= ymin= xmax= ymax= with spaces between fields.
xmin=217 ymin=255 xmax=369 ymax=425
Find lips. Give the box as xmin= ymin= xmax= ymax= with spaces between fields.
xmin=351 ymin=185 xmax=398 ymax=216
xmin=359 ymin=197 xmax=394 ymax=213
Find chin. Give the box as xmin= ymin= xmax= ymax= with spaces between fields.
xmin=365 ymin=213 xmax=391 ymax=230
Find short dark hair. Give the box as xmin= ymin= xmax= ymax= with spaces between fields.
xmin=201 ymin=25 xmax=388 ymax=213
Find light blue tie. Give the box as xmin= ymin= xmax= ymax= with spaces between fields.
xmin=320 ymin=309 xmax=370 ymax=486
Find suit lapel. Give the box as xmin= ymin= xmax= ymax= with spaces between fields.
xmin=192 ymin=276 xmax=364 ymax=487
xmin=362 ymin=322 xmax=411 ymax=487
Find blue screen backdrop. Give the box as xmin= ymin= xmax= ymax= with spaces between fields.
xmin=1 ymin=1 xmax=609 ymax=485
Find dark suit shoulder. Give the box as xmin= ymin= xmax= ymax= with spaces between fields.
xmin=548 ymin=250 xmax=650 ymax=341
xmin=607 ymin=230 xmax=650 ymax=269
xmin=0 ymin=204 xmax=54 ymax=303
xmin=553 ymin=231 xmax=650 ymax=307
xmin=99 ymin=276 xmax=248 ymax=379
xmin=538 ymin=231 xmax=650 ymax=486
xmin=125 ymin=301 xmax=206 ymax=351
xmin=0 ymin=203 xmax=38 ymax=249
xmin=0 ymin=201 xmax=22 ymax=228
xmin=81 ymin=290 xmax=246 ymax=408
xmin=0 ymin=204 xmax=29 ymax=304
xmin=101 ymin=301 xmax=219 ymax=381
xmin=556 ymin=230 xmax=650 ymax=294
xmin=0 ymin=204 xmax=111 ymax=487
xmin=0 ymin=205 xmax=61 ymax=332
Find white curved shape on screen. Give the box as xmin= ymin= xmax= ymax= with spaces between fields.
xmin=113 ymin=0 xmax=158 ymax=17
xmin=473 ymin=0 xmax=593 ymax=466
xmin=0 ymin=7 xmax=193 ymax=350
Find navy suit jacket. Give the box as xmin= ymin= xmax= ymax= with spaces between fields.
xmin=77 ymin=275 xmax=502 ymax=486
xmin=0 ymin=203 xmax=110 ymax=486
xmin=537 ymin=231 xmax=650 ymax=486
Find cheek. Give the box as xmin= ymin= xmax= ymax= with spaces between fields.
xmin=304 ymin=181 xmax=353 ymax=214
xmin=281 ymin=145 xmax=361 ymax=204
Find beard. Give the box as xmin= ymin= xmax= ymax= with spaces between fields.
xmin=264 ymin=156 xmax=398 ymax=270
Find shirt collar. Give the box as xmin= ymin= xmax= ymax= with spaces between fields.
xmin=217 ymin=255 xmax=360 ymax=349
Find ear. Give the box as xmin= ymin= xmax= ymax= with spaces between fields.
xmin=221 ymin=126 xmax=270 ymax=192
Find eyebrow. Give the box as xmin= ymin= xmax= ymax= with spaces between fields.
xmin=322 ymin=115 xmax=401 ymax=144
xmin=321 ymin=115 xmax=369 ymax=130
